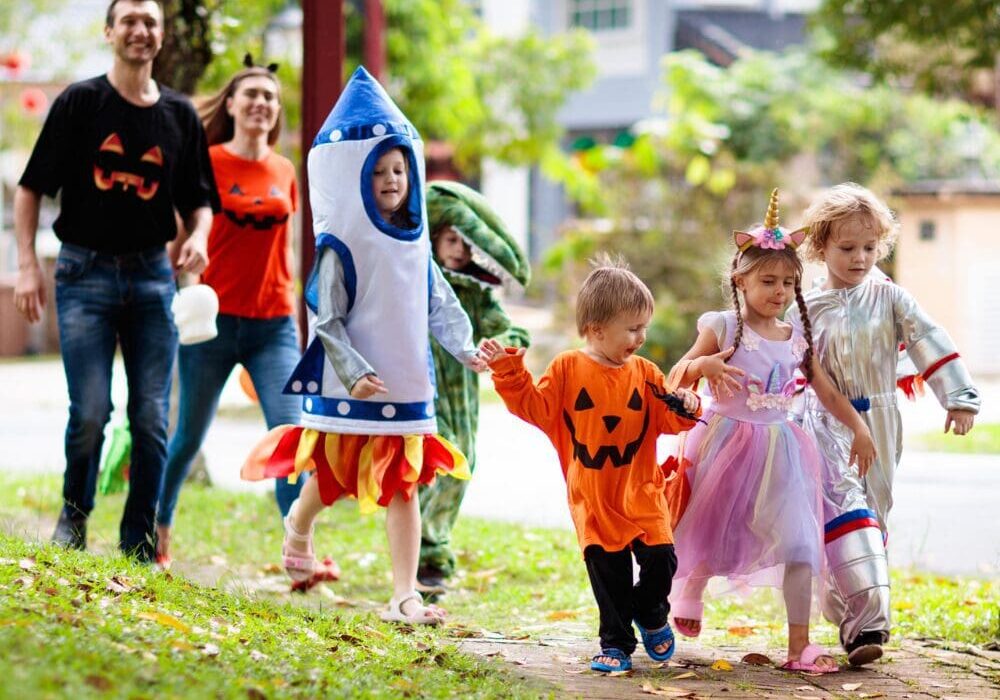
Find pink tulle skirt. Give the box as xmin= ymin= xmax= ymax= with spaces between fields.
xmin=672 ymin=411 xmax=825 ymax=594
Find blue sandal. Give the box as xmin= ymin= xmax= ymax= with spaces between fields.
xmin=636 ymin=621 xmax=676 ymax=662
xmin=591 ymin=648 xmax=632 ymax=672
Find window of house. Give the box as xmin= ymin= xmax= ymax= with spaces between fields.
xmin=919 ymin=220 xmax=936 ymax=241
xmin=570 ymin=0 xmax=632 ymax=31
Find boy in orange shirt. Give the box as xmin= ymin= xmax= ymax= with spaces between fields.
xmin=479 ymin=256 xmax=701 ymax=673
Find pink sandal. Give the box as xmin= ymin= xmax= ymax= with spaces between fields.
xmin=780 ymin=643 xmax=840 ymax=674
xmin=671 ymin=599 xmax=703 ymax=638
xmin=290 ymin=556 xmax=342 ymax=592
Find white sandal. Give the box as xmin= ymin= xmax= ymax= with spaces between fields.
xmin=380 ymin=591 xmax=446 ymax=626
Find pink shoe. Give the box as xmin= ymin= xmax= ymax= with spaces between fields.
xmin=671 ymin=599 xmax=703 ymax=638
xmin=780 ymin=643 xmax=840 ymax=674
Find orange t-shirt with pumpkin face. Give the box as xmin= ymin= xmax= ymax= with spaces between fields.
xmin=201 ymin=144 xmax=297 ymax=318
xmin=490 ymin=349 xmax=700 ymax=554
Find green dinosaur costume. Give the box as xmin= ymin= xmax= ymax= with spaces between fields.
xmin=419 ymin=181 xmax=531 ymax=580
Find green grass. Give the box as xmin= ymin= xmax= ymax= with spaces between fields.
xmin=914 ymin=422 xmax=1000 ymax=454
xmin=0 ymin=473 xmax=996 ymax=698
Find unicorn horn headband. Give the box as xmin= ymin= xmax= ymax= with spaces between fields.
xmin=733 ymin=188 xmax=808 ymax=252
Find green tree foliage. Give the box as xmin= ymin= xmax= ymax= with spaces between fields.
xmin=152 ymin=0 xmax=594 ymax=175
xmin=813 ymin=0 xmax=1000 ymax=99
xmin=544 ymin=49 xmax=1000 ymax=364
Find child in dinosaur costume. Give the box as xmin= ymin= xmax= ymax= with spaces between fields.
xmin=417 ymin=181 xmax=531 ymax=592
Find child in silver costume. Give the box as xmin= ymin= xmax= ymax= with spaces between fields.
xmin=791 ymin=183 xmax=980 ymax=666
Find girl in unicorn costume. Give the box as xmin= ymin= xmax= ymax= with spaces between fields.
xmin=243 ymin=67 xmax=485 ymax=623
xmin=665 ymin=190 xmax=876 ymax=674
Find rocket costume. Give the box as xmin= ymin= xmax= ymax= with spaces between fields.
xmin=242 ymin=67 xmax=476 ymax=510
xmin=792 ymin=274 xmax=980 ymax=657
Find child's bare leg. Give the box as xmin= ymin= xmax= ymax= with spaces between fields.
xmin=290 ymin=475 xmax=325 ymax=531
xmin=674 ymin=569 xmax=709 ymax=635
xmin=385 ymin=491 xmax=441 ymax=618
xmin=785 ymin=562 xmax=836 ymax=670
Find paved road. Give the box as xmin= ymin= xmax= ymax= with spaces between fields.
xmin=2 ymin=358 xmax=997 ymax=574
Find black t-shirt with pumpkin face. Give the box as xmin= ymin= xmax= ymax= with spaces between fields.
xmin=19 ymin=75 xmax=219 ymax=254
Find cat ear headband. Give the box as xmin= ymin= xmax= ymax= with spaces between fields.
xmin=243 ymin=52 xmax=279 ymax=74
xmin=733 ymin=188 xmax=808 ymax=252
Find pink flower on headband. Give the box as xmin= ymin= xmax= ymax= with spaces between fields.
xmin=758 ymin=227 xmax=785 ymax=249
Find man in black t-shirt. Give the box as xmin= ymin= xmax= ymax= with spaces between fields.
xmin=13 ymin=0 xmax=219 ymax=562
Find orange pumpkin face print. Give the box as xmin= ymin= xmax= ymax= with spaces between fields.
xmin=92 ymin=132 xmax=163 ymax=200
xmin=563 ymin=384 xmax=649 ymax=470
xmin=222 ymin=181 xmax=290 ymax=231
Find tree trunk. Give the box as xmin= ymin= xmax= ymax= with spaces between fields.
xmin=152 ymin=0 xmax=215 ymax=94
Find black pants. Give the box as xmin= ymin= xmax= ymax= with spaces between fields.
xmin=584 ymin=540 xmax=677 ymax=655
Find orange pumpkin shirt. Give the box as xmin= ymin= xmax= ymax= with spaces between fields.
xmin=490 ymin=349 xmax=700 ymax=554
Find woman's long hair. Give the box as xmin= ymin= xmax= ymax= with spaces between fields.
xmin=197 ymin=67 xmax=283 ymax=147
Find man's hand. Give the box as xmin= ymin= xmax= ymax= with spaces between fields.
xmin=13 ymin=261 xmax=46 ymax=323
xmin=350 ymin=374 xmax=388 ymax=399
xmin=944 ymin=409 xmax=975 ymax=436
xmin=175 ymin=233 xmax=208 ymax=275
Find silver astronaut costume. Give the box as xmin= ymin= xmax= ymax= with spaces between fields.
xmin=794 ymin=274 xmax=979 ymax=649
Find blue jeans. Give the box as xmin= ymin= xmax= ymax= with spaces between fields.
xmin=157 ymin=314 xmax=303 ymax=527
xmin=55 ymin=243 xmax=178 ymax=561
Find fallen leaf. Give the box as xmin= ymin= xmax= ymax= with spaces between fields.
xmin=481 ymin=649 xmax=502 ymax=657
xmin=13 ymin=576 xmax=34 ymax=588
xmin=608 ymin=669 xmax=633 ymax=677
xmin=261 ymin=563 xmax=282 ymax=574
xmin=171 ymin=640 xmax=196 ymax=652
xmin=245 ymin=688 xmax=267 ymax=700
xmin=857 ymin=693 xmax=884 ymax=699
xmin=842 ymin=683 xmax=863 ymax=691
xmin=555 ymin=655 xmax=582 ymax=665
xmin=106 ymin=577 xmax=132 ymax=594
xmin=137 ymin=611 xmax=191 ymax=633
xmin=710 ymin=659 xmax=733 ymax=671
xmin=84 ymin=675 xmax=111 ymax=691
xmin=727 ymin=626 xmax=755 ymax=637
xmin=741 ymin=652 xmax=772 ymax=665
xmin=672 ymin=671 xmax=698 ymax=679
xmin=546 ymin=610 xmax=580 ymax=621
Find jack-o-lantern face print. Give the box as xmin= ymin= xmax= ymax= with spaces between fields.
xmin=563 ymin=384 xmax=649 ymax=470
xmin=92 ymin=132 xmax=163 ymax=200
xmin=222 ymin=182 xmax=290 ymax=230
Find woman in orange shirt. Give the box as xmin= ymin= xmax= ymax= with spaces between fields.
xmin=156 ymin=59 xmax=329 ymax=580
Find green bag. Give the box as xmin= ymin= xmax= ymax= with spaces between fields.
xmin=98 ymin=420 xmax=131 ymax=495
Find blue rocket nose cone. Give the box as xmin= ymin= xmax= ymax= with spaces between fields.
xmin=313 ymin=65 xmax=420 ymax=147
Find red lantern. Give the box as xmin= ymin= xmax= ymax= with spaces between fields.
xmin=2 ymin=50 xmax=29 ymax=77
xmin=20 ymin=87 xmax=48 ymax=116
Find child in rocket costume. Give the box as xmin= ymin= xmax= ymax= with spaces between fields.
xmin=243 ymin=67 xmax=484 ymax=623
xmin=791 ymin=183 xmax=980 ymax=665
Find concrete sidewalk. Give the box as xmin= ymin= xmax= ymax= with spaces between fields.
xmin=2 ymin=357 xmax=998 ymax=574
